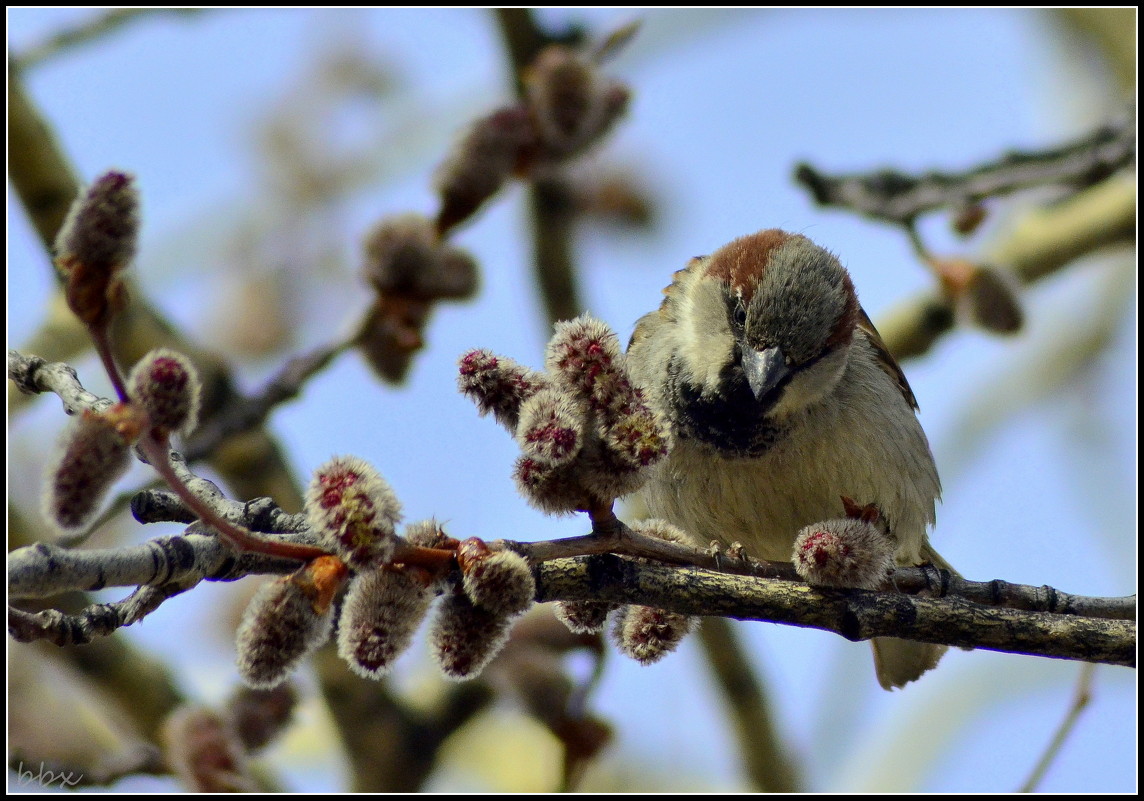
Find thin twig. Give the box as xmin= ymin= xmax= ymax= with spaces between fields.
xmin=794 ymin=107 xmax=1135 ymax=227
xmin=183 ymin=336 xmax=354 ymax=463
xmin=1017 ymin=662 xmax=1097 ymax=792
xmin=875 ymin=173 xmax=1136 ymax=361
xmin=698 ymin=618 xmax=801 ymax=792
xmin=14 ymin=9 xmax=207 ymax=70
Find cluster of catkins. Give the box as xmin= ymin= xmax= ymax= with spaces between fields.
xmin=234 ymin=456 xmax=538 ymax=689
xmin=458 ymin=314 xmax=670 ymax=515
xmin=458 ymin=315 xmax=697 ymax=665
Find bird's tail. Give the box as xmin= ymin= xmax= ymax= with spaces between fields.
xmin=870 ymin=543 xmax=959 ymax=689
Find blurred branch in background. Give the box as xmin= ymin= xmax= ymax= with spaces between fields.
xmin=13 ymin=9 xmax=207 ymax=71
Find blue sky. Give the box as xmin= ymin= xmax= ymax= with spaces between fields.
xmin=8 ymin=8 xmax=1135 ymax=793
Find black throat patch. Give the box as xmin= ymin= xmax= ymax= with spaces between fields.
xmin=665 ymin=354 xmax=787 ymax=457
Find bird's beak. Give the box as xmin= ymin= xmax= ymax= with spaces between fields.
xmin=741 ymin=346 xmax=789 ymax=403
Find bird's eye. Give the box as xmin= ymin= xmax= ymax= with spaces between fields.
xmin=733 ymin=302 xmax=747 ymax=328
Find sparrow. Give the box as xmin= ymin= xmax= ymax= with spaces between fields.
xmin=626 ymin=229 xmax=950 ymax=689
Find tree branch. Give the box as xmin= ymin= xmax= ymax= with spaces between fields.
xmin=793 ymin=106 xmax=1135 ymax=227
xmin=536 ymin=555 xmax=1135 ymax=667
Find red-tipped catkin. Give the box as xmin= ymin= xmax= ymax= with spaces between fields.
xmin=611 ymin=604 xmax=697 ymax=666
xmin=430 ymin=591 xmax=515 ymax=681
xmin=127 ymin=348 xmax=202 ymax=437
xmin=434 ymin=106 xmax=535 ymax=234
xmin=336 ymin=566 xmax=435 ymax=680
xmin=544 ymin=314 xmax=625 ymax=405
xmin=55 ymin=170 xmax=139 ymax=326
xmin=304 ymin=456 xmax=401 ymax=568
xmin=554 ymin=600 xmax=615 ymax=635
xmin=512 ymin=456 xmax=594 ymax=515
xmin=458 ymin=348 xmax=550 ymax=431
xmin=599 ymin=402 xmax=671 ymax=470
xmin=44 ymin=402 xmax=147 ymax=533
xmin=792 ymin=517 xmax=896 ymax=590
xmin=234 ymin=562 xmax=341 ymax=690
xmin=457 ymin=538 xmax=536 ymax=618
xmin=524 ymin=46 xmax=630 ymax=161
xmin=515 ymin=386 xmax=587 ymax=467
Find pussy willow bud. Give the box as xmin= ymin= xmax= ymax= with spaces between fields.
xmin=515 ymin=387 xmax=587 ymax=467
xmin=161 ymin=705 xmax=254 ymax=793
xmin=44 ymin=402 xmax=147 ymax=533
xmin=362 ymin=214 xmax=440 ymax=296
xmin=458 ymin=349 xmax=550 ymax=431
xmin=611 ymin=604 xmax=697 ymax=666
xmin=544 ymin=314 xmax=625 ymax=408
xmin=524 ymin=45 xmax=630 ymax=160
xmin=402 ymin=517 xmax=460 ymax=551
xmin=512 ymin=456 xmax=594 ymax=515
xmin=435 ymin=106 xmax=535 ymax=235
xmin=304 ymin=456 xmax=401 ymax=568
xmin=127 ymin=348 xmax=202 ymax=437
xmin=554 ymin=600 xmax=615 ymax=635
xmin=964 ymin=264 xmax=1023 ymax=334
xmin=337 ymin=566 xmax=434 ymax=680
xmin=55 ymin=170 xmax=139 ymax=326
xmin=599 ymin=401 xmax=671 ymax=470
xmin=235 ymin=557 xmax=345 ymax=689
xmin=792 ymin=517 xmax=896 ymax=590
xmin=228 ymin=685 xmax=297 ymax=753
xmin=430 ymin=591 xmax=514 ymax=681
xmin=457 ymin=538 xmax=536 ymax=618
xmin=607 ymin=519 xmax=698 ymax=664
xmin=362 ymin=213 xmax=479 ymax=301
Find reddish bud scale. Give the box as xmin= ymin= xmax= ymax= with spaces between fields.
xmin=337 ymin=566 xmax=435 ymax=680
xmin=458 ymin=349 xmax=550 ymax=431
xmin=792 ymin=518 xmax=896 ymax=591
xmin=430 ymin=591 xmax=515 ymax=681
xmin=612 ymin=604 xmax=697 ymax=666
xmin=305 ymin=456 xmax=402 ymax=568
xmin=964 ymin=265 xmax=1023 ymax=334
xmin=127 ymin=348 xmax=202 ymax=436
xmin=44 ymin=403 xmax=146 ymax=533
